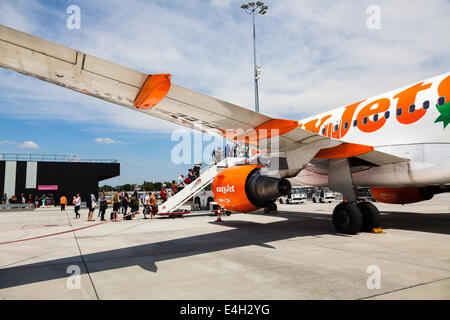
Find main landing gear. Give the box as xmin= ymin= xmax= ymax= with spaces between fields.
xmin=328 ymin=158 xmax=381 ymax=234
xmin=332 ymin=201 xmax=381 ymax=234
xmin=264 ymin=202 xmax=278 ymax=214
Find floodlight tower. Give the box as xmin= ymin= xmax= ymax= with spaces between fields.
xmin=241 ymin=2 xmax=268 ymax=113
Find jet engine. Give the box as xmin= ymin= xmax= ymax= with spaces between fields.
xmin=212 ymin=165 xmax=291 ymax=212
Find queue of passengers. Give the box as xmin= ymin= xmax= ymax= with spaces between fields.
xmin=212 ymin=144 xmax=250 ymax=163
xmin=71 ymin=190 xmax=151 ymax=222
xmin=173 ymin=162 xmax=202 ymax=196
xmin=1 ymin=192 xmax=57 ymax=208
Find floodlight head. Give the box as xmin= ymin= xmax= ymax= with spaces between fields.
xmin=256 ymin=1 xmax=263 ymax=6
xmin=260 ymin=10 xmax=266 ymax=15
xmin=249 ymin=2 xmax=255 ymax=6
xmin=262 ymin=5 xmax=268 ymax=10
xmin=241 ymin=4 xmax=248 ymax=9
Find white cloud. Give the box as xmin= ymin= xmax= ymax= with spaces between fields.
xmin=0 ymin=140 xmax=16 ymax=145
xmin=18 ymin=141 xmax=39 ymax=149
xmin=210 ymin=0 xmax=236 ymax=9
xmin=95 ymin=137 xmax=121 ymax=144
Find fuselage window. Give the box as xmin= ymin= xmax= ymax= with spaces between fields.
xmin=423 ymin=101 xmax=430 ymax=109
xmin=334 ymin=124 xmax=339 ymax=132
xmin=322 ymin=128 xmax=326 ymax=135
xmin=409 ymin=104 xmax=415 ymax=113
xmin=363 ymin=117 xmax=368 ymax=125
xmin=438 ymin=96 xmax=446 ymax=106
xmin=344 ymin=122 xmax=349 ymax=130
xmin=385 ymin=111 xmax=390 ymax=119
xmin=373 ymin=114 xmax=379 ymax=122
xmin=397 ymin=108 xmax=402 ymax=116
xmin=353 ymin=119 xmax=358 ymax=127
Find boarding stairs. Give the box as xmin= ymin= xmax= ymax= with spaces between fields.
xmin=158 ymin=157 xmax=245 ymax=214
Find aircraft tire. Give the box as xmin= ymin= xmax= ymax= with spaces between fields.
xmin=332 ymin=202 xmax=362 ymax=235
xmin=357 ymin=202 xmax=380 ymax=232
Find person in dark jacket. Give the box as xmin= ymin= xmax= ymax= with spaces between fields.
xmin=130 ymin=191 xmax=140 ymax=219
xmin=121 ymin=193 xmax=129 ymax=216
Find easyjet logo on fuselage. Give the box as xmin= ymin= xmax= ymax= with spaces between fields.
xmin=216 ymin=185 xmax=236 ymax=194
xmin=298 ymin=75 xmax=450 ymax=138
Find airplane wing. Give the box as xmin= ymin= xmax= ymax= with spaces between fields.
xmin=0 ymin=25 xmax=407 ymax=168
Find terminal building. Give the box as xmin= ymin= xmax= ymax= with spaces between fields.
xmin=0 ymin=154 xmax=120 ymax=203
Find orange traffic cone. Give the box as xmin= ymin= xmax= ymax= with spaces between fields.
xmin=216 ymin=209 xmax=222 ymax=222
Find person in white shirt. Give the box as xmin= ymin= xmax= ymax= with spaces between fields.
xmin=177 ymin=174 xmax=185 ymax=192
xmin=88 ymin=194 xmax=96 ymax=221
xmin=73 ymin=194 xmax=81 ymax=219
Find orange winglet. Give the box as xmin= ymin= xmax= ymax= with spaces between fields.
xmin=222 ymin=119 xmax=299 ymax=144
xmin=255 ymin=119 xmax=299 ymax=139
xmin=134 ymin=74 xmax=171 ymax=109
xmin=314 ymin=143 xmax=374 ymax=159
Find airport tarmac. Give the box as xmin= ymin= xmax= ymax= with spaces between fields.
xmin=0 ymin=194 xmax=449 ymax=300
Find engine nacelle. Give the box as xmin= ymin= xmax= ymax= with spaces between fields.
xmin=212 ymin=165 xmax=291 ymax=213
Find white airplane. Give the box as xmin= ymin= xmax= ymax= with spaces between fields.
xmin=1 ymin=25 xmax=449 ymax=234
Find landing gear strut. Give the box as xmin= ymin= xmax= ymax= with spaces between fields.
xmin=264 ymin=202 xmax=278 ymax=214
xmin=328 ymin=158 xmax=380 ymax=234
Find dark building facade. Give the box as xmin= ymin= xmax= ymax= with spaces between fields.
xmin=0 ymin=158 xmax=120 ymax=204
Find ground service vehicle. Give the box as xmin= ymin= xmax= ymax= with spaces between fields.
xmin=279 ymin=187 xmax=307 ymax=204
xmin=312 ymin=188 xmax=336 ymax=203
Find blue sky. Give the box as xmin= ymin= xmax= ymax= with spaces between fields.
xmin=0 ymin=0 xmax=449 ymax=185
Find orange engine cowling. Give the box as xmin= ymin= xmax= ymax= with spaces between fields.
xmin=212 ymin=165 xmax=291 ymax=213
xmin=370 ymin=187 xmax=434 ymax=204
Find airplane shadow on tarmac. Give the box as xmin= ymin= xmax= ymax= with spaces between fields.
xmin=379 ymin=211 xmax=450 ymax=235
xmin=0 ymin=210 xmax=448 ymax=289
xmin=0 ymin=212 xmax=336 ymax=289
